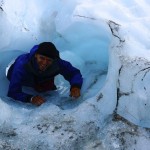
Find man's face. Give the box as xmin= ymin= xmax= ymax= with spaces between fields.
xmin=35 ymin=54 xmax=53 ymax=71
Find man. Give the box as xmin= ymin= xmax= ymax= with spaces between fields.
xmin=7 ymin=42 xmax=83 ymax=106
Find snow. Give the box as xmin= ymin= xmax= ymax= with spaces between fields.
xmin=0 ymin=0 xmax=150 ymax=149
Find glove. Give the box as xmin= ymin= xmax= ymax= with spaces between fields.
xmin=31 ymin=96 xmax=45 ymax=106
xmin=70 ymin=87 xmax=81 ymax=98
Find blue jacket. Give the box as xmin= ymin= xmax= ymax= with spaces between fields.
xmin=7 ymin=45 xmax=83 ymax=103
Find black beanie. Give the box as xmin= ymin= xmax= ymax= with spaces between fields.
xmin=36 ymin=42 xmax=59 ymax=59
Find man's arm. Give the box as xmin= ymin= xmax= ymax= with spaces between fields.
xmin=58 ymin=59 xmax=83 ymax=98
xmin=7 ymin=63 xmax=33 ymax=103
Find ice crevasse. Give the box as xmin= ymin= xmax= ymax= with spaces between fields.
xmin=0 ymin=1 xmax=150 ymax=147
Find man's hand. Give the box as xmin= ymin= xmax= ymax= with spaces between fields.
xmin=31 ymin=96 xmax=45 ymax=106
xmin=70 ymin=87 xmax=81 ymax=99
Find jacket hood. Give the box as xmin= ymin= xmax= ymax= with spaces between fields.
xmin=29 ymin=45 xmax=39 ymax=58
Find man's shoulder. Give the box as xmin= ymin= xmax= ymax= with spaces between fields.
xmin=14 ymin=53 xmax=30 ymax=68
xmin=17 ymin=53 xmax=30 ymax=62
xmin=58 ymin=59 xmax=70 ymax=65
xmin=57 ymin=59 xmax=76 ymax=72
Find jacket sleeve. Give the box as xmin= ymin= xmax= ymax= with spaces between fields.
xmin=7 ymin=61 xmax=33 ymax=103
xmin=59 ymin=59 xmax=83 ymax=89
